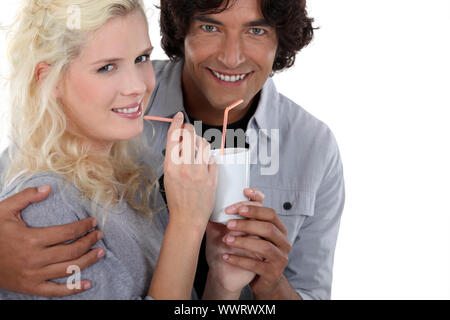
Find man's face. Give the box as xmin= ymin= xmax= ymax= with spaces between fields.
xmin=183 ymin=0 xmax=278 ymax=112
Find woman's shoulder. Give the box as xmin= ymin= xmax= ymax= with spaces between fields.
xmin=2 ymin=171 xmax=77 ymax=197
xmin=0 ymin=172 xmax=91 ymax=227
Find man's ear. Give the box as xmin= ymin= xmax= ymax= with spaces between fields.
xmin=35 ymin=62 xmax=51 ymax=84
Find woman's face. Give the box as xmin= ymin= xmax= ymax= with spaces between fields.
xmin=59 ymin=10 xmax=154 ymax=152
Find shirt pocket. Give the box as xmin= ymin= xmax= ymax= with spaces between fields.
xmin=254 ymin=186 xmax=316 ymax=245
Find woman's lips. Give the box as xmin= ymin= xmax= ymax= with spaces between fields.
xmin=111 ymin=101 xmax=143 ymax=119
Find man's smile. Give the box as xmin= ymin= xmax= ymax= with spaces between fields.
xmin=207 ymin=67 xmax=253 ymax=86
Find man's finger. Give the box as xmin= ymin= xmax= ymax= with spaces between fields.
xmin=244 ymin=188 xmax=265 ymax=204
xmin=39 ymin=247 xmax=105 ymax=281
xmin=42 ymin=230 xmax=103 ymax=265
xmin=226 ymin=218 xmax=289 ymax=252
xmin=35 ymin=280 xmax=92 ymax=298
xmin=0 ymin=186 xmax=52 ymax=218
xmin=223 ymin=234 xmax=285 ymax=262
xmin=224 ymin=189 xmax=265 ymax=215
xmin=33 ymin=218 xmax=98 ymax=247
xmin=225 ymin=201 xmax=263 ymax=215
xmin=236 ymin=206 xmax=288 ymax=236
xmin=222 ymin=253 xmax=267 ymax=276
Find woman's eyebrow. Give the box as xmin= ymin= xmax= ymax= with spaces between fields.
xmin=143 ymin=46 xmax=154 ymax=55
xmin=91 ymin=47 xmax=154 ymax=65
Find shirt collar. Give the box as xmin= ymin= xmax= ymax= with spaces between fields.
xmin=147 ymin=59 xmax=280 ymax=139
xmin=250 ymin=77 xmax=280 ymax=140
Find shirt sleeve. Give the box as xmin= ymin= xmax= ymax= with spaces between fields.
xmin=0 ymin=174 xmax=149 ymax=300
xmin=284 ymin=132 xmax=345 ymax=300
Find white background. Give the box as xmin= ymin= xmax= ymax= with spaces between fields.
xmin=0 ymin=0 xmax=449 ymax=299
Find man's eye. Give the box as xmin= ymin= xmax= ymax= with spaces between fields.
xmin=136 ymin=54 xmax=151 ymax=64
xmin=98 ymin=64 xmax=114 ymax=73
xmin=250 ymin=28 xmax=266 ymax=36
xmin=201 ymin=25 xmax=218 ymax=33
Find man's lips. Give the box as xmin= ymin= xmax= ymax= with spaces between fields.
xmin=208 ymin=68 xmax=252 ymax=85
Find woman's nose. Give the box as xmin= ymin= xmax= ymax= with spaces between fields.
xmin=121 ymin=68 xmax=147 ymax=97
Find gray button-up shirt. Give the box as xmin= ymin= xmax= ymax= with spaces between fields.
xmin=144 ymin=60 xmax=345 ymax=300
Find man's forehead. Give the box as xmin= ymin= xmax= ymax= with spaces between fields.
xmin=191 ymin=0 xmax=267 ymax=25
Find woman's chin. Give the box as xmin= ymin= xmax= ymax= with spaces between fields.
xmin=117 ymin=125 xmax=144 ymax=141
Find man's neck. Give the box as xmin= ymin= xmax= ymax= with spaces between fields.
xmin=181 ymin=68 xmax=254 ymax=126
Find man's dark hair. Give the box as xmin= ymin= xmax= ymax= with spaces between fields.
xmin=159 ymin=0 xmax=315 ymax=72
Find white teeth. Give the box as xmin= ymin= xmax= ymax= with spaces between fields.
xmin=212 ymin=70 xmax=247 ymax=83
xmin=113 ymin=106 xmax=139 ymax=114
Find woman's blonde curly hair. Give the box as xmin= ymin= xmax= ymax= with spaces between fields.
xmin=4 ymin=0 xmax=160 ymax=223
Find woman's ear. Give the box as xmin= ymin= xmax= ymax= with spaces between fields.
xmin=35 ymin=62 xmax=51 ymax=84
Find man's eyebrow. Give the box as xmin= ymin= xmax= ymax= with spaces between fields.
xmin=193 ymin=15 xmax=224 ymax=26
xmin=243 ymin=19 xmax=271 ymax=28
xmin=193 ymin=16 xmax=271 ymax=28
xmin=91 ymin=46 xmax=154 ymax=65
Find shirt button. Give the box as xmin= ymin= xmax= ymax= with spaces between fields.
xmin=283 ymin=202 xmax=293 ymax=210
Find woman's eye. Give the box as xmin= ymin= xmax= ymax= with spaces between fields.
xmin=98 ymin=64 xmax=114 ymax=73
xmin=136 ymin=54 xmax=150 ymax=64
xmin=201 ymin=25 xmax=218 ymax=33
xmin=250 ymin=28 xmax=266 ymax=36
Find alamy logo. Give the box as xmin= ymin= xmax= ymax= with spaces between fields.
xmin=66 ymin=265 xmax=81 ymax=290
xmin=66 ymin=5 xmax=81 ymax=30
xmin=167 ymin=121 xmax=280 ymax=176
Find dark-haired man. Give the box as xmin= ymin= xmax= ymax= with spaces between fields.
xmin=0 ymin=0 xmax=344 ymax=300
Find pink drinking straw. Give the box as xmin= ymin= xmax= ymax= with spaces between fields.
xmin=144 ymin=116 xmax=173 ymax=123
xmin=221 ymin=99 xmax=244 ymax=155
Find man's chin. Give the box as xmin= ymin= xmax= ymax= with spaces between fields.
xmin=207 ymin=98 xmax=248 ymax=112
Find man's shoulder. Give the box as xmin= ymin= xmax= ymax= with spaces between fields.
xmin=270 ymin=90 xmax=343 ymax=179
xmin=277 ymin=93 xmax=337 ymax=148
xmin=151 ymin=59 xmax=177 ymax=79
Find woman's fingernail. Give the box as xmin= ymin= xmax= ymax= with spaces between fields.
xmin=247 ymin=188 xmax=255 ymax=194
xmin=175 ymin=112 xmax=183 ymax=120
xmin=223 ymin=254 xmax=230 ymax=261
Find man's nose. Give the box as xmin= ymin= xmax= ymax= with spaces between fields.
xmin=217 ymin=34 xmax=246 ymax=69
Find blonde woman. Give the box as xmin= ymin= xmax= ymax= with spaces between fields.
xmin=0 ymin=0 xmax=223 ymax=299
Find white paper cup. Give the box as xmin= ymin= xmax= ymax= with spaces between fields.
xmin=209 ymin=148 xmax=250 ymax=225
